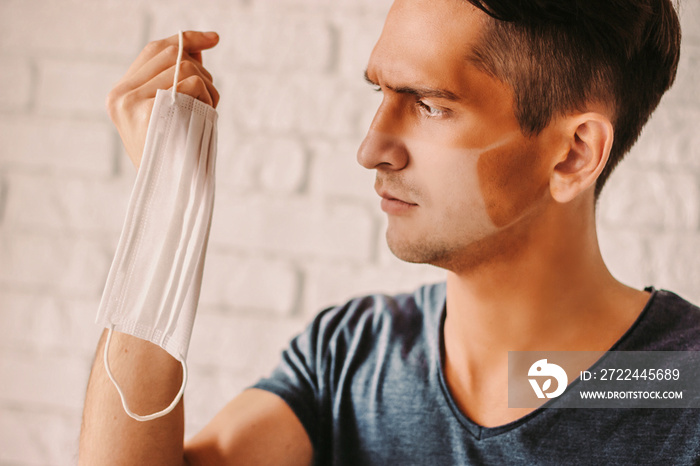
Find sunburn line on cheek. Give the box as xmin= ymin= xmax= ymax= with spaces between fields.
xmin=367 ymin=128 xmax=521 ymax=231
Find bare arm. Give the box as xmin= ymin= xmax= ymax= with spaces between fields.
xmin=79 ymin=330 xmax=187 ymax=465
xmin=185 ymin=389 xmax=313 ymax=466
xmin=79 ymin=31 xmax=313 ymax=465
xmin=79 ymin=331 xmax=313 ymax=465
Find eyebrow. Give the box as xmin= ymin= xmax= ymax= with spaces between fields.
xmin=364 ymin=69 xmax=460 ymax=101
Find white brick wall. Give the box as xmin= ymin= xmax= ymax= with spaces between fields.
xmin=0 ymin=0 xmax=697 ymax=464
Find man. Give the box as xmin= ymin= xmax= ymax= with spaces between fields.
xmin=80 ymin=0 xmax=700 ymax=464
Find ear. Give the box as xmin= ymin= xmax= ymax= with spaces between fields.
xmin=549 ymin=113 xmax=614 ymax=203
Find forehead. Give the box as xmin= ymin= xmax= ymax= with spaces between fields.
xmin=367 ymin=0 xmax=486 ymax=93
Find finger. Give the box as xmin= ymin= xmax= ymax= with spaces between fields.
xmin=134 ymin=65 xmax=220 ymax=108
xmin=127 ymin=47 xmax=213 ymax=90
xmin=189 ymin=51 xmax=203 ymax=65
xmin=169 ymin=60 xmax=219 ymax=107
xmin=181 ymin=30 xmax=219 ymax=55
xmin=175 ymin=75 xmax=214 ymax=107
xmin=125 ymin=31 xmax=219 ymax=77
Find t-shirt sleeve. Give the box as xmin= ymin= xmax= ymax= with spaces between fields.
xmin=249 ymin=287 xmax=438 ymax=463
xmin=251 ymin=304 xmax=347 ymax=456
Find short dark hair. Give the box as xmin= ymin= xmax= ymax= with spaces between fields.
xmin=466 ymin=0 xmax=682 ymax=197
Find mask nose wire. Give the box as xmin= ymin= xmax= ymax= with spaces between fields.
xmin=171 ymin=30 xmax=184 ymax=104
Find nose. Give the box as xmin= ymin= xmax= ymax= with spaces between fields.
xmin=357 ymin=101 xmax=409 ymax=171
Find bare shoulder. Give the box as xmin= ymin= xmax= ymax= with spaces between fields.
xmin=184 ymin=388 xmax=313 ymax=466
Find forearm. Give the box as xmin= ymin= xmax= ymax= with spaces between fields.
xmin=79 ymin=329 xmax=186 ymax=466
xmin=79 ymin=31 xmax=221 ymax=465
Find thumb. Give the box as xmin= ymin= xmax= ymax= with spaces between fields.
xmin=182 ymin=30 xmax=220 ymax=53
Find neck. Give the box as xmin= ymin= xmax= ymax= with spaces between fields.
xmin=440 ymin=195 xmax=650 ymax=427
xmin=444 ymin=194 xmax=649 ymax=366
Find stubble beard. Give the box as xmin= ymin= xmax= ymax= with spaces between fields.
xmin=386 ymin=229 xmax=455 ymax=266
xmin=384 ymin=221 xmax=521 ymax=274
xmin=384 ymin=223 xmax=482 ymax=272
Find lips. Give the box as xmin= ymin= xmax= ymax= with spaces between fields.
xmin=377 ymin=189 xmax=418 ymax=215
xmin=376 ymin=187 xmax=414 ymax=204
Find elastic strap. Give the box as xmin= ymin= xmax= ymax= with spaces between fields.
xmin=103 ymin=324 xmax=188 ymax=422
xmin=171 ymin=30 xmax=184 ymax=104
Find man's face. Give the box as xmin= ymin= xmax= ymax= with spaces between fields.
xmin=358 ymin=0 xmax=554 ymax=271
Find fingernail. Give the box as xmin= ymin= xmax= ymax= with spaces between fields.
xmin=204 ymin=31 xmax=218 ymax=39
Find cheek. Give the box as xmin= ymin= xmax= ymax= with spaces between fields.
xmin=420 ymin=152 xmax=497 ymax=231
xmin=476 ymin=142 xmax=550 ymax=228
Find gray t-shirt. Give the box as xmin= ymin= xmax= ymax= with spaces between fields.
xmin=253 ymin=283 xmax=700 ymax=465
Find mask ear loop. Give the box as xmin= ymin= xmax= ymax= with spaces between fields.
xmin=103 ymin=324 xmax=188 ymax=422
xmin=171 ymin=30 xmax=184 ymax=105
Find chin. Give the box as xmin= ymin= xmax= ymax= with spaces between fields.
xmin=386 ymin=231 xmax=452 ymax=266
xmin=385 ymin=228 xmax=507 ymax=273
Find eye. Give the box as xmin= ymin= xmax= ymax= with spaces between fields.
xmin=417 ymin=100 xmax=445 ymax=118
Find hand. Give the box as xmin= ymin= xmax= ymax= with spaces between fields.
xmin=106 ymin=31 xmax=221 ymax=169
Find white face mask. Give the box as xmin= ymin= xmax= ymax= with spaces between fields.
xmin=95 ymin=31 xmax=218 ymax=421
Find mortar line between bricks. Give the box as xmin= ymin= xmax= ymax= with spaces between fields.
xmin=640 ymin=234 xmax=654 ymax=287
xmin=0 ymin=400 xmax=85 ymax=420
xmin=695 ymin=172 xmax=700 ymax=233
xmin=0 ymin=171 xmax=7 ymax=225
xmin=289 ymin=265 xmax=306 ymax=317
xmin=295 ymin=139 xmax=313 ymax=195
xmin=326 ymin=22 xmax=341 ymax=74
xmin=27 ymin=58 xmax=39 ymax=114
xmin=110 ymin=130 xmax=123 ymax=177
xmin=141 ymin=9 xmax=154 ymax=49
xmin=0 ymin=340 xmax=98 ymax=363
xmin=368 ymin=209 xmax=383 ymax=265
